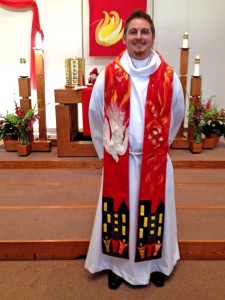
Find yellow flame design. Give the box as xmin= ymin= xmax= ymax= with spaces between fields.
xmin=95 ymin=11 xmax=124 ymax=46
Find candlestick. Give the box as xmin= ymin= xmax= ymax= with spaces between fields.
xmin=193 ymin=55 xmax=200 ymax=77
xmin=182 ymin=32 xmax=189 ymax=49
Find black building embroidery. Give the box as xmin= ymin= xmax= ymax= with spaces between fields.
xmin=102 ymin=197 xmax=129 ymax=258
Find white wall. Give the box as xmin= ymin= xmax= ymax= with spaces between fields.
xmin=0 ymin=0 xmax=225 ymax=129
xmin=0 ymin=0 xmax=83 ymax=129
xmin=154 ymin=0 xmax=225 ymax=123
xmin=0 ymin=7 xmax=32 ymax=114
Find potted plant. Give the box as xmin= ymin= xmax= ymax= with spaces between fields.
xmin=0 ymin=114 xmax=19 ymax=141
xmin=201 ymin=97 xmax=225 ymax=147
xmin=202 ymin=109 xmax=225 ymax=145
xmin=188 ymin=95 xmax=225 ymax=150
xmin=0 ymin=101 xmax=42 ymax=153
xmin=188 ymin=96 xmax=207 ymax=152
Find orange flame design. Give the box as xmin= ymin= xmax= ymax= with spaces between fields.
xmin=95 ymin=11 xmax=124 ymax=46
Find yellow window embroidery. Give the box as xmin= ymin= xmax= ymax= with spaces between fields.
xmin=159 ymin=213 xmax=163 ymax=224
xmin=143 ymin=217 xmax=148 ymax=227
xmin=122 ymin=214 xmax=126 ymax=223
xmin=107 ymin=214 xmax=111 ymax=223
xmin=140 ymin=205 xmax=145 ymax=216
xmin=122 ymin=226 xmax=126 ymax=235
xmin=157 ymin=226 xmax=162 ymax=236
xmin=103 ymin=223 xmax=107 ymax=232
xmin=103 ymin=202 xmax=107 ymax=212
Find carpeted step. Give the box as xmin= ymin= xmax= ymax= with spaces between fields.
xmin=0 ymin=206 xmax=224 ymax=260
xmin=0 ymin=207 xmax=224 ymax=241
xmin=0 ymin=164 xmax=225 ymax=260
xmin=1 ymin=169 xmax=225 ymax=207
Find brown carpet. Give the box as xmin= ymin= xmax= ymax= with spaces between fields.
xmin=0 ymin=259 xmax=224 ymax=300
xmin=0 ymin=168 xmax=224 ymax=241
xmin=0 ymin=141 xmax=224 ymax=298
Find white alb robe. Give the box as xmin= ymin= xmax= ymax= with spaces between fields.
xmin=85 ymin=50 xmax=184 ymax=286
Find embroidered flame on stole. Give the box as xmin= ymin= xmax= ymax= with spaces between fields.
xmin=102 ymin=52 xmax=173 ymax=262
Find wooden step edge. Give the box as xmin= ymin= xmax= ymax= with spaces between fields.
xmin=0 ymin=240 xmax=89 ymax=261
xmin=173 ymin=161 xmax=225 ymax=169
xmin=1 ymin=160 xmax=225 ymax=169
xmin=0 ymin=240 xmax=224 ymax=260
xmin=0 ymin=160 xmax=103 ymax=169
xmin=179 ymin=240 xmax=225 ymax=260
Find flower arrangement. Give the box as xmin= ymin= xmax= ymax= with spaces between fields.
xmin=202 ymin=106 xmax=225 ymax=138
xmin=188 ymin=95 xmax=225 ymax=143
xmin=0 ymin=101 xmax=41 ymax=145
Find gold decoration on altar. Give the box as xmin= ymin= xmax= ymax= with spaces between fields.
xmin=65 ymin=57 xmax=85 ymax=87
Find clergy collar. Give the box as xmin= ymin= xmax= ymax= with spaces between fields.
xmin=120 ymin=50 xmax=161 ymax=76
xmin=130 ymin=52 xmax=154 ymax=69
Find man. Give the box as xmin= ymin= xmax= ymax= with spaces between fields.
xmin=85 ymin=9 xmax=184 ymax=289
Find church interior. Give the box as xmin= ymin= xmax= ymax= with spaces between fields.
xmin=0 ymin=0 xmax=225 ymax=299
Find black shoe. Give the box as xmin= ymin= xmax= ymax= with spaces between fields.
xmin=108 ymin=271 xmax=123 ymax=289
xmin=150 ymin=272 xmax=165 ymax=287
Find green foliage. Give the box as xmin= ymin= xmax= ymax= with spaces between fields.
xmin=0 ymin=115 xmax=19 ymax=140
xmin=188 ymin=95 xmax=225 ymax=137
xmin=0 ymin=101 xmax=43 ymax=141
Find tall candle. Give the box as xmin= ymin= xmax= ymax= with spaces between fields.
xmin=35 ymin=32 xmax=42 ymax=49
xmin=193 ymin=55 xmax=200 ymax=77
xmin=19 ymin=58 xmax=29 ymax=78
xmin=182 ymin=32 xmax=189 ymax=48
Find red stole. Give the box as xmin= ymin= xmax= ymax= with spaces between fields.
xmin=102 ymin=52 xmax=174 ymax=262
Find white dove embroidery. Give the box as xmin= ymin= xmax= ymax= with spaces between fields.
xmin=103 ymin=102 xmax=129 ymax=162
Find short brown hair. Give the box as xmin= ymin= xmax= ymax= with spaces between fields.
xmin=123 ymin=9 xmax=155 ymax=38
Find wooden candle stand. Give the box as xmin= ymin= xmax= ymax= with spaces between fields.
xmin=32 ymin=49 xmax=51 ymax=152
xmin=5 ymin=68 xmax=52 ymax=156
xmin=4 ymin=77 xmax=34 ymax=156
xmin=171 ymin=48 xmax=210 ymax=152
xmin=188 ymin=76 xmax=203 ymax=153
xmin=171 ymin=48 xmax=190 ymax=149
xmin=19 ymin=74 xmax=51 ymax=155
xmin=11 ymin=77 xmax=33 ymax=156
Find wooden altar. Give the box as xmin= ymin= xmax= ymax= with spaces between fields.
xmin=54 ymin=87 xmax=97 ymax=157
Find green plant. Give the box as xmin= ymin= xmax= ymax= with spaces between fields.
xmin=0 ymin=114 xmax=19 ymax=140
xmin=0 ymin=101 xmax=41 ymax=141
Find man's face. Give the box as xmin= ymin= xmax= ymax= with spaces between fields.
xmin=123 ymin=18 xmax=155 ymax=60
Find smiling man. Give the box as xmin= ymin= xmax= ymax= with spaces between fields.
xmin=123 ymin=12 xmax=155 ymax=59
xmin=85 ymin=9 xmax=184 ymax=290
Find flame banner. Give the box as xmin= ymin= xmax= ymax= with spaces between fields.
xmin=89 ymin=0 xmax=147 ymax=56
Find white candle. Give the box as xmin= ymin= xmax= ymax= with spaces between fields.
xmin=193 ymin=55 xmax=200 ymax=77
xmin=35 ymin=32 xmax=42 ymax=49
xmin=19 ymin=58 xmax=29 ymax=78
xmin=182 ymin=32 xmax=189 ymax=48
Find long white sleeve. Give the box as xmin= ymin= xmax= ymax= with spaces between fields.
xmin=88 ymin=71 xmax=105 ymax=159
xmin=169 ymin=73 xmax=185 ymax=145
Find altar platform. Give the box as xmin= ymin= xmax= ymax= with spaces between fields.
xmin=0 ymin=138 xmax=224 ymax=260
xmin=1 ymin=137 xmax=225 ymax=169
